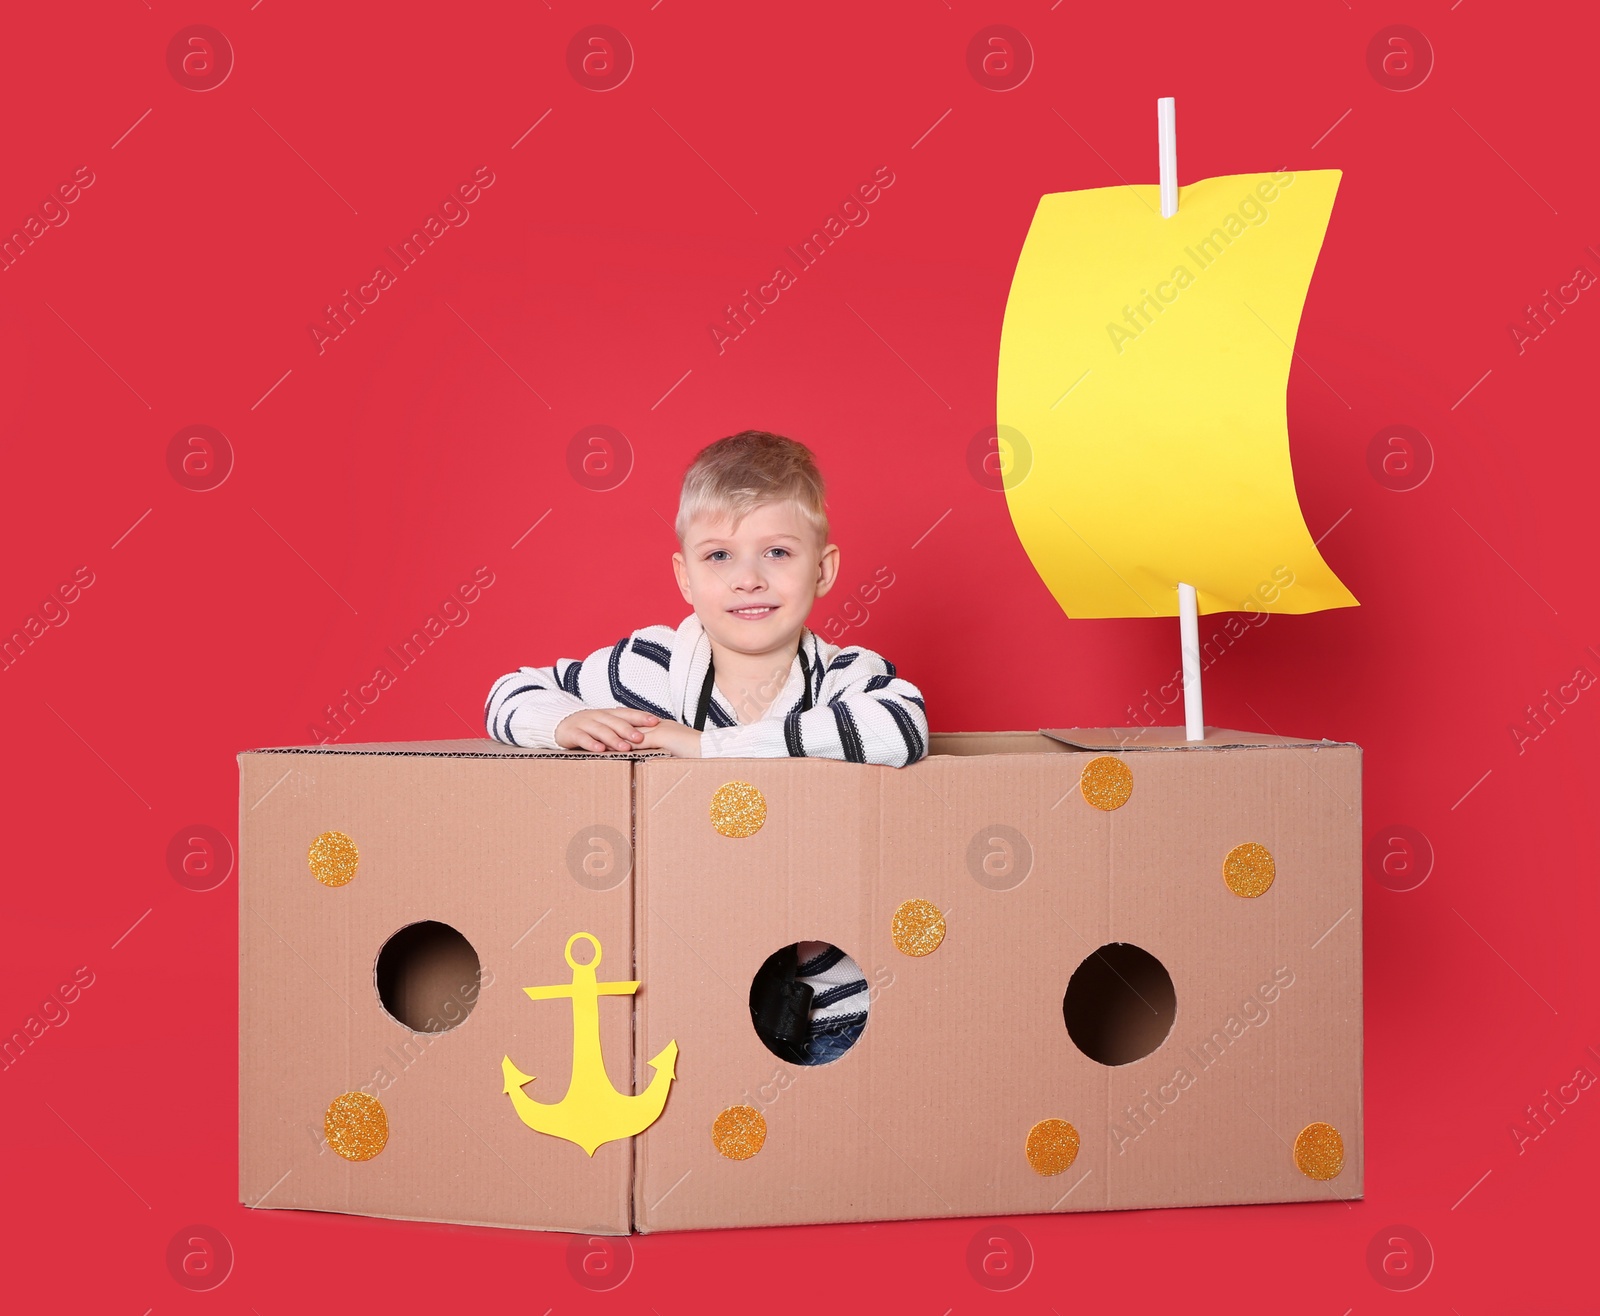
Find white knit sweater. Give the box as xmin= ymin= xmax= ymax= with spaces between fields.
xmin=484 ymin=611 xmax=928 ymax=765
xmin=794 ymin=941 xmax=869 ymax=1032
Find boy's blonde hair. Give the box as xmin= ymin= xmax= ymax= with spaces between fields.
xmin=675 ymin=430 xmax=829 ymax=546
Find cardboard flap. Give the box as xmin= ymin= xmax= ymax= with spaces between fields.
xmin=1040 ymin=727 xmax=1351 ymax=750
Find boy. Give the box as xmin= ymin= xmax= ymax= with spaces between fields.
xmin=483 ymin=429 xmax=929 ymax=1063
xmin=483 ymin=430 xmax=928 ymax=764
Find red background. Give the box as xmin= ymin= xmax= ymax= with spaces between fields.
xmin=3 ymin=1 xmax=1596 ymax=1311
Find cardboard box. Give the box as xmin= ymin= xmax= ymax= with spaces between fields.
xmin=239 ymin=728 xmax=1362 ymax=1233
xmin=238 ymin=742 xmax=636 ymax=1233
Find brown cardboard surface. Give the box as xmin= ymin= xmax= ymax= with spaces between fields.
xmin=238 ymin=747 xmax=636 ymax=1232
xmin=238 ymin=728 xmax=1362 ymax=1234
xmin=928 ymin=730 xmax=1076 ymax=757
xmin=632 ymin=735 xmax=1361 ymax=1231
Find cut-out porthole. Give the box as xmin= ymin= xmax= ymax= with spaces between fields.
xmin=1062 ymin=942 xmax=1176 ymax=1065
xmin=749 ymin=941 xmax=868 ymax=1066
xmin=374 ymin=920 xmax=482 ymax=1033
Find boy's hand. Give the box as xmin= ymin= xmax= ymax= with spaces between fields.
xmin=554 ymin=708 xmax=660 ymax=753
xmin=634 ymin=719 xmax=702 ymax=758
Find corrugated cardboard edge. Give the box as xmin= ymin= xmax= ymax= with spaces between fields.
xmin=236 ymin=756 xmax=247 ymax=1221
xmin=1350 ymin=741 xmax=1369 ymax=1205
xmin=237 ymin=738 xmax=671 ymax=761
xmin=628 ymin=755 xmax=641 ymax=1234
xmin=235 ymin=1203 xmax=629 ymax=1234
xmin=1041 ymin=726 xmax=1355 ymax=750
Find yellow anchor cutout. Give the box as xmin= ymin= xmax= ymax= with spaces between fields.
xmin=501 ymin=931 xmax=678 ymax=1156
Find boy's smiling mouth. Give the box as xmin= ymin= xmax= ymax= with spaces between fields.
xmin=728 ymin=604 xmax=779 ymax=619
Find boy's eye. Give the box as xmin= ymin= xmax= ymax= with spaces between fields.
xmin=705 ymin=547 xmax=791 ymax=562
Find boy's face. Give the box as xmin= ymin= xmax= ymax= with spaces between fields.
xmin=672 ymin=500 xmax=839 ymax=656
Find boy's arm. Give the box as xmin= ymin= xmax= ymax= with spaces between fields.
xmin=484 ymin=658 xmax=590 ymax=748
xmin=698 ymin=650 xmax=929 ymax=766
xmin=484 ymin=628 xmax=678 ymax=748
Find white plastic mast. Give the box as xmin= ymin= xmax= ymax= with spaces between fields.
xmin=1158 ymin=96 xmax=1204 ymax=742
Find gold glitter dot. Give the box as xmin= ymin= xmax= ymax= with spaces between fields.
xmin=1079 ymin=756 xmax=1133 ymax=811
xmin=308 ymin=831 xmax=359 ymax=887
xmin=1293 ymin=1121 xmax=1344 ymax=1180
xmin=324 ymin=1091 xmax=388 ymax=1161
xmin=891 ymin=899 xmax=946 ymax=956
xmin=711 ymin=1104 xmax=766 ymax=1160
xmin=709 ymin=781 xmax=766 ymax=838
xmin=1223 ymin=842 xmax=1276 ymax=897
xmin=1025 ymin=1118 xmax=1080 ymax=1176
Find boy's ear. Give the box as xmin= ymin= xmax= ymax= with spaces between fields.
xmin=671 ymin=550 xmax=694 ymax=604
xmin=813 ymin=542 xmax=841 ymax=599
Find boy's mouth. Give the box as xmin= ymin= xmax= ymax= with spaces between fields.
xmin=728 ymin=605 xmax=779 ymax=620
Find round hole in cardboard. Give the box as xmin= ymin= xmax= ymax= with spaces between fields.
xmin=374 ymin=920 xmax=483 ymax=1033
xmin=1062 ymin=942 xmax=1176 ymax=1065
xmin=748 ymin=941 xmax=869 ymax=1067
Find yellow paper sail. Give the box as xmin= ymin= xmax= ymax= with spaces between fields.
xmin=997 ymin=170 xmax=1357 ymax=618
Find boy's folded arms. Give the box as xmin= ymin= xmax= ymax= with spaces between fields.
xmin=484 ymin=618 xmax=928 ymax=765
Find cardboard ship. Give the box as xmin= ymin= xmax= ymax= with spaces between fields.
xmin=237 ymin=728 xmax=1361 ymax=1233
xmin=238 ymin=102 xmax=1364 ymax=1233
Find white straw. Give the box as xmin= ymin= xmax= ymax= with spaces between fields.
xmin=1179 ymin=582 xmax=1203 ymax=740
xmin=1160 ymin=97 xmax=1198 ymax=739
xmin=1158 ymin=97 xmax=1178 ymax=218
